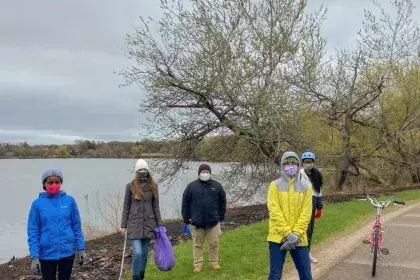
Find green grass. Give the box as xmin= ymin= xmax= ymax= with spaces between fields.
xmin=124 ymin=189 xmax=420 ymax=280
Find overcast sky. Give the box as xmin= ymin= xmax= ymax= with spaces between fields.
xmin=1 ymin=0 xmax=418 ymax=144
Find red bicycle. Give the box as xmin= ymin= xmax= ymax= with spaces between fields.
xmin=356 ymin=195 xmax=405 ymax=277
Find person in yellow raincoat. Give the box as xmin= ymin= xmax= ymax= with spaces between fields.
xmin=267 ymin=151 xmax=313 ymax=280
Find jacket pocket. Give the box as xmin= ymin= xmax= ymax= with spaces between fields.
xmin=39 ymin=232 xmax=54 ymax=257
xmin=208 ymin=210 xmax=219 ymax=225
xmin=40 ymin=232 xmax=49 ymax=250
xmin=191 ymin=212 xmax=203 ymax=226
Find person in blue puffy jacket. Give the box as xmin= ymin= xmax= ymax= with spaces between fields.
xmin=27 ymin=168 xmax=86 ymax=280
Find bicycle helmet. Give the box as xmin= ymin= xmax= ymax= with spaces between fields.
xmin=301 ymin=152 xmax=316 ymax=161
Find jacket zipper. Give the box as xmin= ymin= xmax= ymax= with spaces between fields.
xmin=297 ymin=176 xmax=302 ymax=208
xmin=297 ymin=192 xmax=301 ymax=208
xmin=58 ymin=197 xmax=61 ymax=257
xmin=204 ymin=184 xmax=207 ymax=226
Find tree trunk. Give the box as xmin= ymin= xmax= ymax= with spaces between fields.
xmin=411 ymin=167 xmax=420 ymax=184
xmin=335 ymin=153 xmax=350 ymax=191
xmin=335 ymin=115 xmax=352 ymax=191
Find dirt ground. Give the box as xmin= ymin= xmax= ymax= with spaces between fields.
xmin=0 ymin=204 xmax=269 ymax=280
xmin=1 ymin=185 xmax=418 ymax=280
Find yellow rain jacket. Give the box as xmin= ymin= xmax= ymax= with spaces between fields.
xmin=267 ymin=152 xmax=313 ymax=246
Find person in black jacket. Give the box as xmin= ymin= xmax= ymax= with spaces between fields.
xmin=181 ymin=164 xmax=227 ymax=273
xmin=301 ymin=152 xmax=323 ymax=264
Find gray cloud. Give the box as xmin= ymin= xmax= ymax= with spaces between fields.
xmin=1 ymin=0 xmax=419 ymax=144
xmin=0 ymin=0 xmax=163 ymax=144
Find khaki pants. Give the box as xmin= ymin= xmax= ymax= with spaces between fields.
xmin=190 ymin=223 xmax=222 ymax=266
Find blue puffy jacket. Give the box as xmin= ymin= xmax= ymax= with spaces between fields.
xmin=27 ymin=190 xmax=85 ymax=260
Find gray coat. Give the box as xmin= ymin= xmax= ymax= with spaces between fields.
xmin=121 ymin=182 xmax=164 ymax=240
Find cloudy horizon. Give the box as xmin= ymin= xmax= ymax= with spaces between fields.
xmin=1 ymin=0 xmax=417 ymax=145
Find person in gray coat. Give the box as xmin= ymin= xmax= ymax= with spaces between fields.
xmin=120 ymin=159 xmax=164 ymax=280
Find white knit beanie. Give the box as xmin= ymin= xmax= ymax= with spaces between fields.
xmin=135 ymin=159 xmax=149 ymax=172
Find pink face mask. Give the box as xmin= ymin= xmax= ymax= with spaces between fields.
xmin=284 ymin=165 xmax=298 ymax=177
xmin=46 ymin=184 xmax=61 ymax=195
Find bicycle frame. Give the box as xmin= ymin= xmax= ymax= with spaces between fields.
xmin=370 ymin=204 xmax=384 ymax=252
xmin=357 ymin=195 xmax=404 ymax=276
xmin=360 ymin=195 xmax=403 ymax=251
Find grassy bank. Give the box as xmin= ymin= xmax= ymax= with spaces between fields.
xmin=124 ymin=189 xmax=420 ymax=280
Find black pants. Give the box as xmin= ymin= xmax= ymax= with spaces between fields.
xmin=307 ymin=210 xmax=316 ymax=251
xmin=40 ymin=255 xmax=75 ymax=280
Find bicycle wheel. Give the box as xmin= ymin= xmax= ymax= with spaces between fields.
xmin=372 ymin=228 xmax=380 ymax=276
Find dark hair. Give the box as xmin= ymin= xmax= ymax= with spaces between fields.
xmin=310 ymin=168 xmax=323 ymax=193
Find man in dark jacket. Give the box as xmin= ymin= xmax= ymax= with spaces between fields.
xmin=181 ymin=164 xmax=227 ymax=272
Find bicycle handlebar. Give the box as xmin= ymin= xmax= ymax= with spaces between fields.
xmin=355 ymin=195 xmax=405 ymax=208
xmin=393 ymin=200 xmax=405 ymax=205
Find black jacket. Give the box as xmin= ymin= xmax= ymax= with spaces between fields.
xmin=181 ymin=179 xmax=227 ymax=229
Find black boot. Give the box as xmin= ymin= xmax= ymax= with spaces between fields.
xmin=133 ymin=275 xmax=140 ymax=280
xmin=140 ymin=272 xmax=145 ymax=280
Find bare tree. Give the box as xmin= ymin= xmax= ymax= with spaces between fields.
xmin=292 ymin=0 xmax=420 ymax=190
xmin=102 ymin=189 xmax=124 ymax=232
xmin=120 ymin=0 xmax=326 ymax=198
xmin=371 ymin=60 xmax=420 ymax=184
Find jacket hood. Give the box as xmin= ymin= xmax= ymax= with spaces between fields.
xmin=39 ymin=190 xmax=66 ymax=198
xmin=280 ymin=151 xmax=301 ymax=167
xmin=280 ymin=151 xmax=301 ymax=180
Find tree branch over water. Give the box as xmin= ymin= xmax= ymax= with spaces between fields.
xmin=119 ymin=0 xmax=326 ymax=198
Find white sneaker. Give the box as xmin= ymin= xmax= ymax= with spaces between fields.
xmin=309 ymin=253 xmax=318 ymax=263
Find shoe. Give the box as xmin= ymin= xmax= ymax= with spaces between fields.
xmin=132 ymin=275 xmax=140 ymax=280
xmin=140 ymin=272 xmax=145 ymax=280
xmin=193 ymin=266 xmax=202 ymax=272
xmin=309 ymin=253 xmax=318 ymax=263
xmin=211 ymin=263 xmax=221 ymax=270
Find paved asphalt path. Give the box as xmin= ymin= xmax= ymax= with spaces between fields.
xmin=322 ymin=205 xmax=420 ymax=280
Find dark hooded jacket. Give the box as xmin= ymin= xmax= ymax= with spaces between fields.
xmin=121 ymin=181 xmax=163 ymax=240
xmin=181 ymin=178 xmax=226 ymax=229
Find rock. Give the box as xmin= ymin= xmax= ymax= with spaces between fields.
xmin=0 ymin=204 xmax=270 ymax=279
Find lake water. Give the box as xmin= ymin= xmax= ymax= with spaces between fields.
xmin=0 ymin=159 xmax=266 ymax=264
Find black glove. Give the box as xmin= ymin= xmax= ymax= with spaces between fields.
xmin=184 ymin=219 xmax=191 ymax=224
xmin=31 ymin=258 xmax=42 ymax=275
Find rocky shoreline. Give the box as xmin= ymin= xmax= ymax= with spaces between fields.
xmin=1 ymin=185 xmax=418 ymax=280
xmin=1 ymin=204 xmax=270 ymax=280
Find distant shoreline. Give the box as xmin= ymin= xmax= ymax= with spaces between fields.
xmin=0 ymin=155 xmax=239 ymax=164
xmin=0 ymin=153 xmax=169 ymax=160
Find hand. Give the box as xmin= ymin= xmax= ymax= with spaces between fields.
xmin=184 ymin=219 xmax=192 ymax=225
xmin=31 ymin=258 xmax=42 ymax=275
xmin=286 ymin=232 xmax=300 ymax=246
xmin=280 ymin=240 xmax=296 ymax=251
xmin=120 ymin=228 xmax=127 ymax=236
xmin=315 ymin=209 xmax=322 ymax=219
xmin=77 ymin=250 xmax=86 ymax=265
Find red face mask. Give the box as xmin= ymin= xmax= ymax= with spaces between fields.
xmin=46 ymin=184 xmax=61 ymax=195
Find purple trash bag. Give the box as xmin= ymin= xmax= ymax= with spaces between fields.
xmin=153 ymin=226 xmax=176 ymax=271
